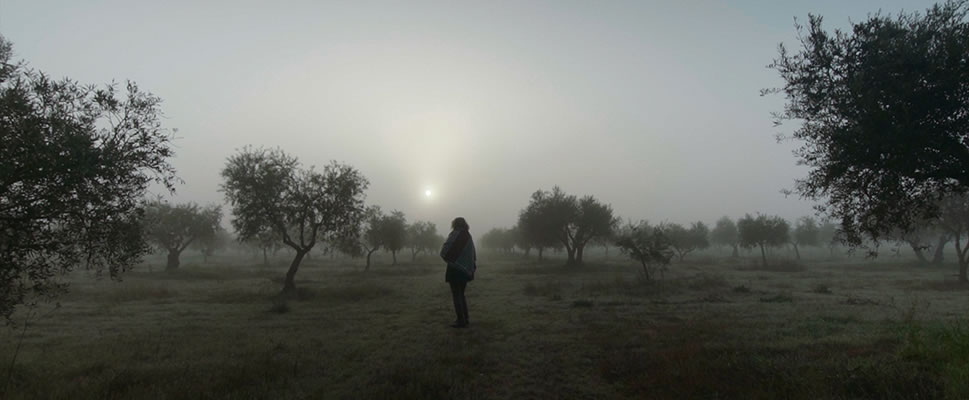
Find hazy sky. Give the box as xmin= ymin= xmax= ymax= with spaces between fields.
xmin=0 ymin=0 xmax=939 ymax=234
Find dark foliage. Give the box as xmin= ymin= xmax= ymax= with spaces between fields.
xmin=768 ymin=1 xmax=969 ymax=245
xmin=221 ymin=147 xmax=367 ymax=293
xmin=0 ymin=35 xmax=177 ymax=318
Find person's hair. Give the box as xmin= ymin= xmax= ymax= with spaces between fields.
xmin=451 ymin=217 xmax=469 ymax=231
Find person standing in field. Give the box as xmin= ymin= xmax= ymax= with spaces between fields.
xmin=440 ymin=217 xmax=476 ymax=328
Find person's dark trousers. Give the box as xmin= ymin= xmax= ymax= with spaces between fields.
xmin=449 ymin=281 xmax=469 ymax=325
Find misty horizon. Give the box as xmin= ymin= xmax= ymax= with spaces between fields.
xmin=1 ymin=0 xmax=937 ymax=234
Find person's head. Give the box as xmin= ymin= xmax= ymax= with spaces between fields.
xmin=451 ymin=217 xmax=469 ymax=231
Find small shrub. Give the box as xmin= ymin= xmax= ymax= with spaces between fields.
xmin=733 ymin=285 xmax=751 ymax=293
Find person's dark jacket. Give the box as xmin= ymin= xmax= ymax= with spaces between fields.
xmin=440 ymin=229 xmax=476 ymax=282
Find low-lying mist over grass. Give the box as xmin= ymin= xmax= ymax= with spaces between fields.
xmin=3 ymin=249 xmax=969 ymax=399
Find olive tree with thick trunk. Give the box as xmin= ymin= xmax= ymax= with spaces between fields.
xmin=144 ymin=201 xmax=222 ymax=271
xmin=221 ymin=147 xmax=367 ymax=294
xmin=518 ymin=187 xmax=617 ymax=265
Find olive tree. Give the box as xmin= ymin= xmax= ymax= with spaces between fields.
xmin=666 ymin=222 xmax=710 ymax=261
xmin=383 ymin=210 xmax=407 ymax=265
xmin=481 ymin=227 xmax=518 ymax=254
xmin=144 ymin=201 xmax=222 ymax=270
xmin=355 ymin=206 xmax=385 ymax=270
xmin=0 ymin=36 xmax=177 ymax=318
xmin=817 ymin=220 xmax=840 ymax=257
xmin=768 ymin=1 xmax=969 ymax=245
xmin=517 ymin=203 xmax=560 ymax=261
xmin=221 ymin=147 xmax=367 ymax=294
xmin=937 ymin=194 xmax=969 ymax=282
xmin=246 ymin=228 xmax=281 ymax=267
xmin=343 ymin=206 xmax=405 ymax=269
xmin=193 ymin=227 xmax=231 ymax=263
xmin=738 ymin=214 xmax=790 ymax=267
xmin=791 ymin=216 xmax=820 ymax=260
xmin=406 ymin=221 xmax=440 ymax=262
xmin=615 ymin=221 xmax=674 ymax=281
xmin=518 ymin=187 xmax=617 ymax=265
xmin=710 ymin=217 xmax=740 ymax=257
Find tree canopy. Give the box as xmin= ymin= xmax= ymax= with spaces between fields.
xmin=221 ymin=147 xmax=367 ymax=293
xmin=0 ymin=35 xmax=178 ymax=318
xmin=341 ymin=206 xmax=409 ymax=269
xmin=710 ymin=216 xmax=740 ymax=257
xmin=406 ymin=221 xmax=442 ymax=262
xmin=144 ymin=200 xmax=222 ymax=270
xmin=769 ymin=1 xmax=969 ymax=245
xmin=738 ymin=214 xmax=791 ymax=266
xmin=518 ymin=187 xmax=617 ymax=265
xmin=480 ymin=227 xmax=519 ymax=254
xmin=615 ymin=221 xmax=674 ymax=280
xmin=382 ymin=210 xmax=407 ymax=265
xmin=791 ymin=216 xmax=820 ymax=260
xmin=517 ymin=201 xmax=560 ymax=261
xmin=665 ymin=222 xmax=710 ymax=261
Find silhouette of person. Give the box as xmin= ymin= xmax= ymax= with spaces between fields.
xmin=440 ymin=217 xmax=476 ymax=328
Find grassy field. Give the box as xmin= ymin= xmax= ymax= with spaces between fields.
xmin=2 ymin=251 xmax=969 ymax=399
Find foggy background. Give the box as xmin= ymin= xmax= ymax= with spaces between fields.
xmin=0 ymin=0 xmax=936 ymax=233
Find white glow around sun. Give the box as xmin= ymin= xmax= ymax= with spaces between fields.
xmin=424 ymin=189 xmax=433 ymax=198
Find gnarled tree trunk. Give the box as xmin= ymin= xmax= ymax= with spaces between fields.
xmin=283 ymin=250 xmax=307 ymax=294
xmin=365 ymin=247 xmax=377 ymax=271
